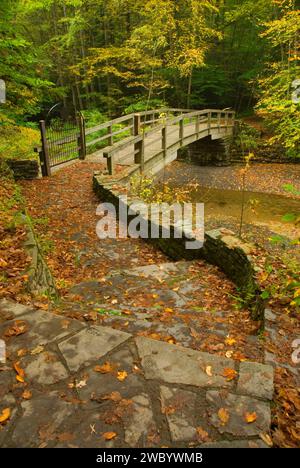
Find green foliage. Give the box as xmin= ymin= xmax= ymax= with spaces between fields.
xmin=256 ymin=5 xmax=300 ymax=157
xmin=0 ymin=116 xmax=39 ymax=161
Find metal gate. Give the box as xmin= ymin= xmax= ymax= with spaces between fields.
xmin=37 ymin=110 xmax=86 ymax=176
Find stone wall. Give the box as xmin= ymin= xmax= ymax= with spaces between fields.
xmin=178 ymin=135 xmax=232 ymax=166
xmin=22 ymin=215 xmax=57 ymax=298
xmin=93 ymin=173 xmax=264 ymax=320
xmin=6 ymin=159 xmax=40 ymax=180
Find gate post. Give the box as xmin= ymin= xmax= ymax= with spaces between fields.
xmin=39 ymin=120 xmax=51 ymax=177
xmin=78 ymin=113 xmax=86 ymax=160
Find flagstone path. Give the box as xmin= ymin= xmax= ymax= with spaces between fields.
xmin=0 ymin=161 xmax=276 ymax=448
xmin=0 ymin=299 xmax=272 ymax=448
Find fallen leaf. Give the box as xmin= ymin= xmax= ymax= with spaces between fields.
xmin=225 ymin=336 xmax=236 ymax=346
xmin=57 ymin=432 xmax=74 ymax=442
xmin=218 ymin=408 xmax=229 ymax=425
xmin=68 ymin=379 xmax=87 ymax=389
xmin=244 ymin=412 xmax=257 ymax=423
xmin=196 ymin=427 xmax=210 ymax=442
xmin=13 ymin=361 xmax=25 ymax=382
xmin=103 ymin=432 xmax=117 ymax=441
xmin=206 ymin=366 xmax=213 ymax=377
xmin=94 ymin=362 xmax=114 ymax=374
xmin=0 ymin=408 xmax=11 ymax=424
xmin=22 ymin=390 xmax=32 ymax=400
xmin=5 ymin=321 xmax=28 ymax=338
xmin=31 ymin=345 xmax=44 ymax=355
xmin=17 ymin=348 xmax=28 ymax=357
xmin=100 ymin=392 xmax=122 ymax=402
xmin=259 ymin=432 xmax=273 ymax=447
xmin=117 ymin=371 xmax=128 ymax=381
xmin=222 ymin=368 xmax=238 ymax=381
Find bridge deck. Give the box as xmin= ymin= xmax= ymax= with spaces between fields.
xmin=88 ymin=121 xmax=232 ymax=169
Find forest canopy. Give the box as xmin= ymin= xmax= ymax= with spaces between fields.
xmin=0 ymin=0 xmax=299 ymax=156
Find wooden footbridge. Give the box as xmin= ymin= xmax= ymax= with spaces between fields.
xmin=36 ymin=108 xmax=235 ymax=176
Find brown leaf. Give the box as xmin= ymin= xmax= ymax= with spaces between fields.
xmin=102 ymin=431 xmax=117 ymax=441
xmin=117 ymin=371 xmax=128 ymax=381
xmin=0 ymin=408 xmax=11 ymax=424
xmin=57 ymin=432 xmax=74 ymax=442
xmin=244 ymin=412 xmax=257 ymax=423
xmin=259 ymin=432 xmax=273 ymax=447
xmin=222 ymin=367 xmax=238 ymax=381
xmin=5 ymin=321 xmax=28 ymax=338
xmin=22 ymin=390 xmax=32 ymax=400
xmin=196 ymin=427 xmax=210 ymax=442
xmin=100 ymin=392 xmax=122 ymax=402
xmin=94 ymin=362 xmax=114 ymax=374
xmin=218 ymin=408 xmax=230 ymax=425
xmin=13 ymin=361 xmax=25 ymax=382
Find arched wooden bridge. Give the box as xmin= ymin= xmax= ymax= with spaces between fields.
xmin=37 ymin=108 xmax=235 ymax=176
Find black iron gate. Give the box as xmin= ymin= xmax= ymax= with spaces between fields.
xmin=37 ymin=110 xmax=86 ymax=176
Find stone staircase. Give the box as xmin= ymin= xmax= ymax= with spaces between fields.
xmin=0 ymin=298 xmax=273 ymax=448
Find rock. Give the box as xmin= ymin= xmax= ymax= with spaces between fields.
xmin=136 ymin=337 xmax=235 ymax=388
xmin=160 ymin=386 xmax=197 ymax=442
xmin=58 ymin=326 xmax=130 ymax=372
xmin=124 ymin=394 xmax=155 ymax=446
xmin=206 ymin=390 xmax=271 ymax=437
xmin=237 ymin=362 xmax=274 ymax=400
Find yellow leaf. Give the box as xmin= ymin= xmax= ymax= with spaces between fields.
xmin=206 ymin=366 xmax=213 ymax=377
xmin=222 ymin=368 xmax=238 ymax=381
xmin=103 ymin=432 xmax=117 ymax=441
xmin=164 ymin=308 xmax=173 ymax=313
xmin=0 ymin=408 xmax=11 ymax=424
xmin=22 ymin=390 xmax=32 ymax=400
xmin=218 ymin=408 xmax=229 ymax=425
xmin=117 ymin=371 xmax=128 ymax=381
xmin=16 ymin=375 xmax=25 ymax=383
xmin=259 ymin=432 xmax=273 ymax=447
xmin=244 ymin=412 xmax=257 ymax=423
xmin=225 ymin=337 xmax=236 ymax=346
xmin=94 ymin=362 xmax=114 ymax=374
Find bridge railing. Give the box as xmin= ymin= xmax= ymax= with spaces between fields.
xmin=85 ymin=108 xmax=191 ymax=152
xmin=101 ymin=108 xmax=235 ymax=175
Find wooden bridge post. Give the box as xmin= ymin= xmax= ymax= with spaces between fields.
xmin=134 ymin=114 xmax=141 ymax=136
xmin=104 ymin=151 xmax=115 ymax=176
xmin=108 ymin=124 xmax=113 ymax=146
xmin=78 ymin=113 xmax=86 ymax=160
xmin=162 ymin=126 xmax=167 ymax=158
xmin=39 ymin=120 xmax=51 ymax=177
xmin=134 ymin=114 xmax=144 ymax=171
xmin=208 ymin=112 xmax=211 ymax=133
xmin=179 ymin=118 xmax=184 ymax=143
xmin=196 ymin=114 xmax=200 ymax=137
xmin=218 ymin=112 xmax=221 ymax=132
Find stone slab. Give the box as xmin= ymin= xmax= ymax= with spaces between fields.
xmin=237 ymin=361 xmax=274 ymax=400
xmin=0 ymin=310 xmax=84 ymax=355
xmin=22 ymin=351 xmax=69 ymax=385
xmin=58 ymin=326 xmax=130 ymax=372
xmin=160 ymin=386 xmax=197 ymax=442
xmin=206 ymin=390 xmax=271 ymax=437
xmin=136 ymin=337 xmax=235 ymax=388
xmin=124 ymin=393 xmax=156 ymax=447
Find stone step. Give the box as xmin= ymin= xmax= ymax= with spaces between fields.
xmin=0 ymin=299 xmax=273 ymax=448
